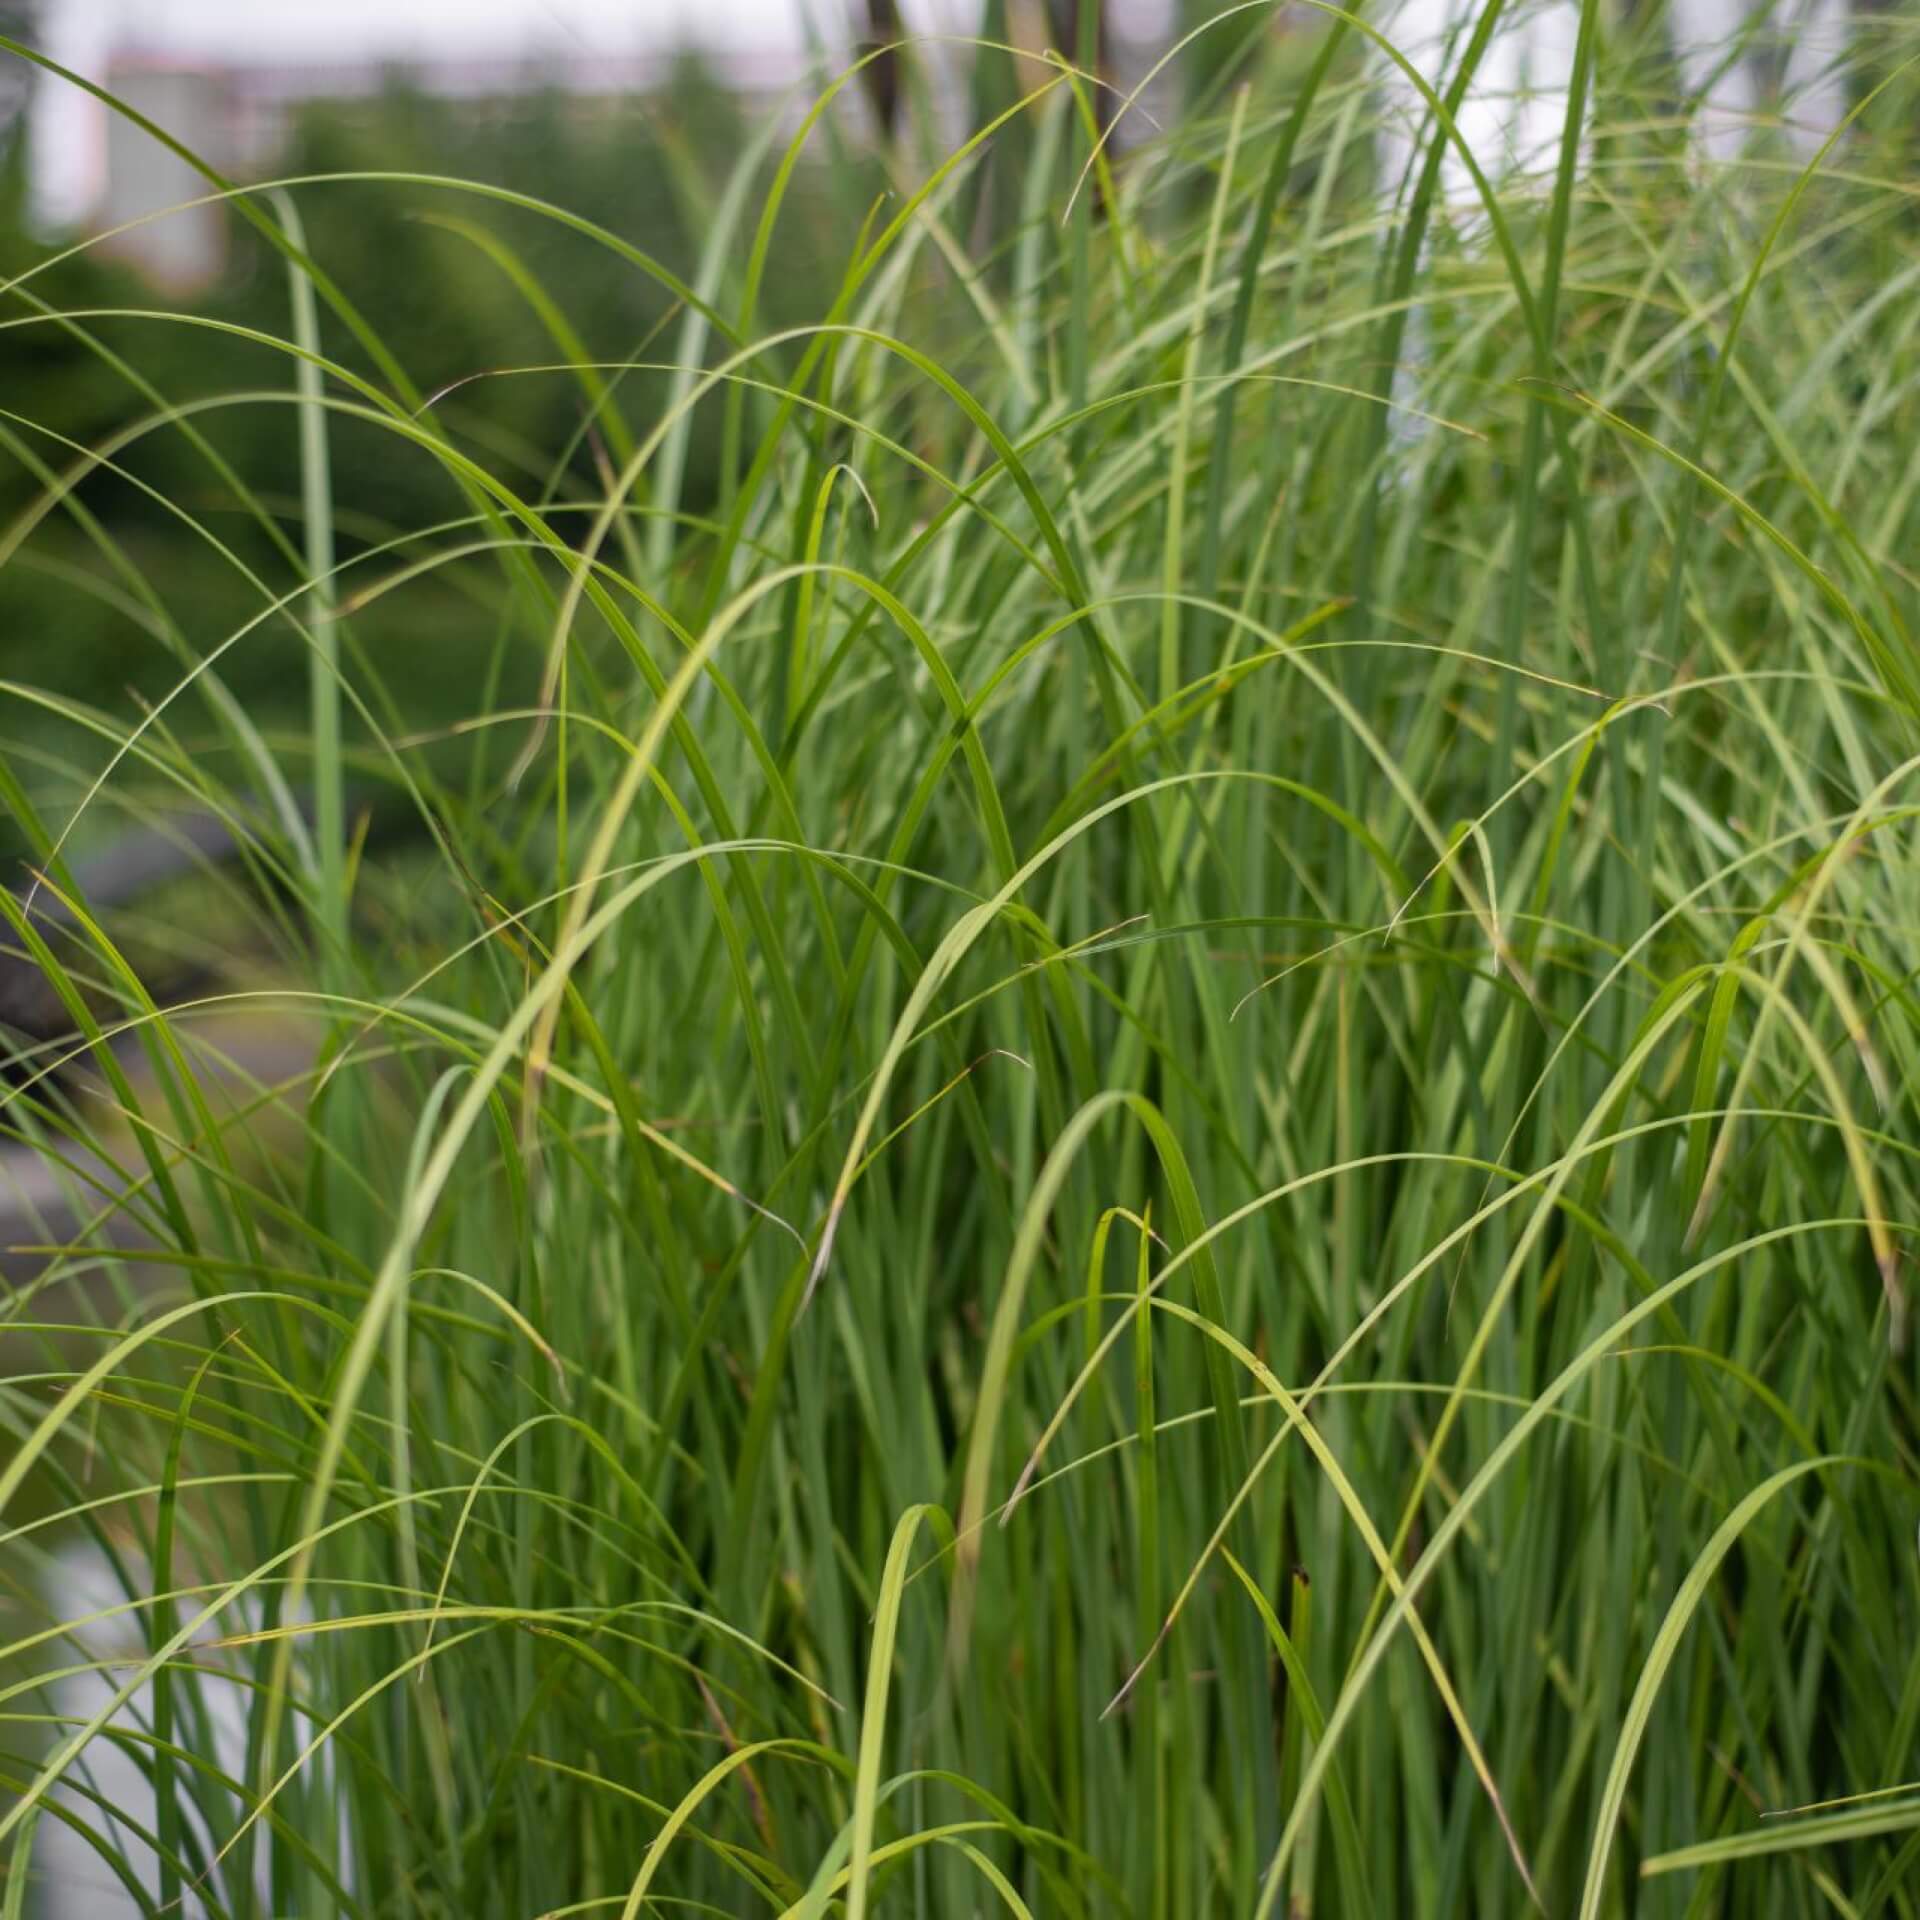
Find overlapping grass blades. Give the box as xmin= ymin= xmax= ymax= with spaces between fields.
xmin=5 ymin=8 xmax=1920 ymax=1915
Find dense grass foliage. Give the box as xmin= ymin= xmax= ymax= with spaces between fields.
xmin=6 ymin=9 xmax=1920 ymax=1915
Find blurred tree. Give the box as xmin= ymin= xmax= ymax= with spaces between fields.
xmin=0 ymin=56 xmax=854 ymax=798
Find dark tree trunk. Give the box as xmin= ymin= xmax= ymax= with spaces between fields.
xmin=858 ymin=0 xmax=905 ymax=140
xmin=1048 ymin=0 xmax=1113 ymax=137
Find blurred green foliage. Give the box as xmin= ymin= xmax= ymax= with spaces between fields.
xmin=0 ymin=55 xmax=856 ymax=809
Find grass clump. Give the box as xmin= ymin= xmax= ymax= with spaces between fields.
xmin=5 ymin=10 xmax=1920 ymax=1916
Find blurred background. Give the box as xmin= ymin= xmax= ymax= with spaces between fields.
xmin=0 ymin=0 xmax=1215 ymax=814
